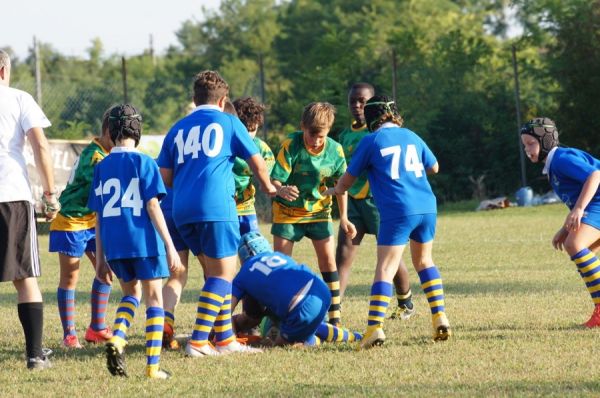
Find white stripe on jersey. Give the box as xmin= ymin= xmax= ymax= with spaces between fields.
xmin=29 ymin=203 xmax=41 ymax=277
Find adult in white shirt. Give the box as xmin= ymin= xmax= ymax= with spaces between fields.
xmin=0 ymin=50 xmax=59 ymax=369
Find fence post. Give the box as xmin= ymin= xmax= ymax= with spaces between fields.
xmin=34 ymin=36 xmax=42 ymax=106
xmin=121 ymin=56 xmax=129 ymax=103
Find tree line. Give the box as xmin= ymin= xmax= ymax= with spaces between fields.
xmin=5 ymin=0 xmax=600 ymax=202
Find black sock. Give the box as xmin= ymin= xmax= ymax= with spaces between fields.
xmin=18 ymin=302 xmax=44 ymax=358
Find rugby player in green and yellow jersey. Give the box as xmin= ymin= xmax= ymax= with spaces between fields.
xmin=49 ymin=109 xmax=116 ymax=348
xmin=232 ymin=97 xmax=275 ymax=234
xmin=336 ymin=83 xmax=415 ymax=321
xmin=271 ymin=102 xmax=356 ymax=326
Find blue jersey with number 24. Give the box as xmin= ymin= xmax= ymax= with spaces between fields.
xmin=232 ymin=252 xmax=318 ymax=320
xmin=347 ymin=123 xmax=437 ymax=218
xmin=157 ymin=105 xmax=259 ymax=225
xmin=88 ymin=147 xmax=166 ymax=261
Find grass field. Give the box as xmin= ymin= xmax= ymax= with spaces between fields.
xmin=2 ymin=203 xmax=600 ymax=397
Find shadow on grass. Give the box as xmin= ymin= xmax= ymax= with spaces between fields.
xmin=342 ymin=280 xmax=567 ymax=298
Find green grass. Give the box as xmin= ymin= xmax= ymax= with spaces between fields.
xmin=2 ymin=203 xmax=600 ymax=396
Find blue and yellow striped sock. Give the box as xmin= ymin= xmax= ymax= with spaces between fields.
xmin=396 ymin=289 xmax=414 ymax=309
xmin=109 ymin=296 xmax=139 ymax=349
xmin=418 ymin=266 xmax=446 ymax=316
xmin=214 ymin=293 xmax=235 ymax=345
xmin=322 ymin=271 xmax=341 ymax=325
xmin=315 ymin=322 xmax=362 ymax=342
xmin=90 ymin=278 xmax=111 ymax=331
xmin=367 ymin=281 xmax=393 ymax=331
xmin=190 ymin=277 xmax=229 ymax=346
xmin=57 ymin=288 xmax=76 ymax=337
xmin=571 ymin=248 xmax=600 ymax=305
xmin=145 ymin=306 xmax=164 ymax=377
xmin=164 ymin=310 xmax=175 ymax=330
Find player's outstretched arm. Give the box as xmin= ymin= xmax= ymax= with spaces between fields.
xmin=271 ymin=179 xmax=299 ymax=201
xmin=565 ymin=170 xmax=600 ymax=232
xmin=94 ymin=221 xmax=113 ymax=285
xmin=247 ymin=154 xmax=277 ymax=196
xmin=147 ymin=197 xmax=183 ymax=273
xmin=28 ymin=127 xmax=60 ymax=220
xmin=335 ymin=189 xmax=357 ymax=239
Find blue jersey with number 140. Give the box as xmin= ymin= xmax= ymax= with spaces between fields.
xmin=157 ymin=105 xmax=259 ymax=226
xmin=87 ymin=147 xmax=166 ymax=261
xmin=232 ymin=252 xmax=318 ymax=320
xmin=347 ymin=123 xmax=437 ymax=218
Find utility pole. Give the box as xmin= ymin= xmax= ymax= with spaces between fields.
xmin=258 ymin=52 xmax=267 ymax=139
xmin=512 ymin=44 xmax=527 ymax=187
xmin=391 ymin=48 xmax=398 ymax=104
xmin=121 ymin=56 xmax=129 ymax=103
xmin=34 ymin=36 xmax=42 ymax=106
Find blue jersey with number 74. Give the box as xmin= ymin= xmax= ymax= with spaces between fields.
xmin=87 ymin=147 xmax=166 ymax=261
xmin=157 ymin=105 xmax=258 ymax=225
xmin=347 ymin=124 xmax=437 ymax=217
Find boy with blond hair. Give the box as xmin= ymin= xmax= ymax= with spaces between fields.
xmin=271 ymin=102 xmax=356 ymax=326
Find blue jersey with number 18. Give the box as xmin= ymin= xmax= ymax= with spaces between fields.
xmin=232 ymin=252 xmax=318 ymax=321
xmin=347 ymin=123 xmax=437 ymax=218
xmin=87 ymin=147 xmax=166 ymax=261
xmin=157 ymin=105 xmax=259 ymax=225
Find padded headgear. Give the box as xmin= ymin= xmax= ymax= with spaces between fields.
xmin=364 ymin=95 xmax=401 ymax=132
xmin=238 ymin=232 xmax=273 ymax=263
xmin=520 ymin=117 xmax=559 ymax=161
xmin=108 ymin=104 xmax=143 ymax=146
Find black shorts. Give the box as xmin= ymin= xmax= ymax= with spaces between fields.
xmin=0 ymin=201 xmax=41 ymax=282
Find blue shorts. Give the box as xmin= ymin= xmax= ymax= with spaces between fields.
xmin=178 ymin=221 xmax=240 ymax=258
xmin=108 ymin=256 xmax=169 ymax=283
xmin=238 ymin=214 xmax=259 ymax=235
xmin=582 ymin=210 xmax=600 ymax=230
xmin=280 ymin=277 xmax=330 ymax=343
xmin=49 ymin=228 xmax=96 ymax=257
xmin=378 ymin=213 xmax=437 ymax=245
xmin=164 ymin=211 xmax=188 ymax=252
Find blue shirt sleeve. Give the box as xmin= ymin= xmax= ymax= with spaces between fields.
xmin=232 ymin=276 xmax=245 ymax=300
xmin=157 ymin=130 xmax=174 ymax=169
xmin=556 ymin=151 xmax=597 ymax=184
xmin=140 ymin=155 xmax=167 ymax=202
xmin=420 ymin=138 xmax=437 ymax=169
xmin=347 ymin=135 xmax=372 ymax=177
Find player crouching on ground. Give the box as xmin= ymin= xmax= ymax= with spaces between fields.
xmin=232 ymin=232 xmax=362 ymax=346
xmin=89 ymin=104 xmax=183 ymax=379
xmin=521 ymin=118 xmax=600 ymax=327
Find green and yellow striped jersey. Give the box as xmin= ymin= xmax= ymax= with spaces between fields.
xmin=233 ymin=136 xmax=275 ymax=215
xmin=50 ymin=138 xmax=109 ymax=231
xmin=337 ymin=124 xmax=371 ymax=199
xmin=271 ymin=131 xmax=346 ymax=223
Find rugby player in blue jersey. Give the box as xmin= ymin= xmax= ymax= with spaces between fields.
xmin=327 ymin=95 xmax=451 ymax=348
xmin=232 ymin=232 xmax=362 ymax=346
xmin=157 ymin=71 xmax=276 ymax=357
xmin=89 ymin=104 xmax=183 ymax=379
xmin=521 ymin=117 xmax=600 ymax=328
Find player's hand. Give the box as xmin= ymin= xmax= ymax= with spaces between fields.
xmin=340 ymin=218 xmax=357 ymax=240
xmin=41 ymin=191 xmax=61 ymax=221
xmin=277 ymin=184 xmax=299 ymax=201
xmin=564 ymin=208 xmax=584 ymax=233
xmin=552 ymin=227 xmax=569 ymax=251
xmin=322 ymin=187 xmax=335 ymax=196
xmin=261 ymin=182 xmax=278 ymax=197
xmin=167 ymin=247 xmax=184 ymax=274
xmin=95 ymin=259 xmax=113 ymax=285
